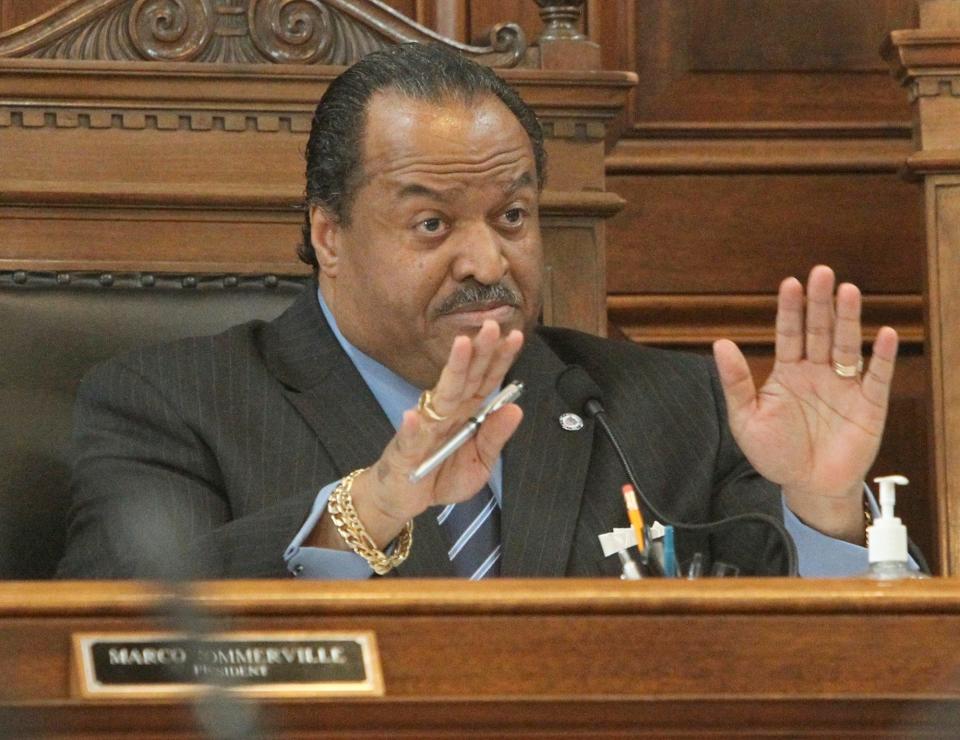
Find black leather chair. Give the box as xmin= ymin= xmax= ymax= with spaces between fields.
xmin=0 ymin=271 xmax=306 ymax=579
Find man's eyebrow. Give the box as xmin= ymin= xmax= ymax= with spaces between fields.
xmin=396 ymin=183 xmax=451 ymax=201
xmin=504 ymin=172 xmax=535 ymax=196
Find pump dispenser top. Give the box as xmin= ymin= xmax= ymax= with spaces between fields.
xmin=868 ymin=475 xmax=908 ymax=564
xmin=865 ymin=475 xmax=927 ymax=579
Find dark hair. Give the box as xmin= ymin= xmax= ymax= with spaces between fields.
xmin=298 ymin=43 xmax=546 ymax=270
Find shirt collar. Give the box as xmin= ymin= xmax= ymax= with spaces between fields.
xmin=317 ymin=286 xmax=421 ymax=431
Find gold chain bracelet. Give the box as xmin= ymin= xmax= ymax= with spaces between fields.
xmin=326 ymin=468 xmax=413 ymax=575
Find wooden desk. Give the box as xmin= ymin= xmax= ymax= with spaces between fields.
xmin=1 ymin=579 xmax=959 ymax=737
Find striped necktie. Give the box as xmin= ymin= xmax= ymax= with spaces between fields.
xmin=436 ymin=486 xmax=501 ymax=579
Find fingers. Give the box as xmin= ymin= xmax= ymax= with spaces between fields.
xmin=832 ymin=282 xmax=862 ymax=372
xmin=361 ymin=323 xmax=526 ymax=525
xmin=804 ymin=265 xmax=835 ymax=365
xmin=461 ymin=321 xmax=505 ymax=396
xmin=430 ymin=334 xmax=472 ymax=414
xmin=432 ymin=323 xmax=497 ymax=415
xmin=477 ymin=329 xmax=523 ymax=398
xmin=861 ymin=327 xmax=898 ymax=412
xmin=391 ymin=319 xmax=524 ymax=473
xmin=775 ymin=277 xmax=804 ymax=364
xmin=387 ymin=401 xmax=522 ymax=505
xmin=777 ymin=266 xmax=865 ymax=375
xmin=713 ymin=339 xmax=756 ymax=431
xmin=430 ymin=321 xmax=524 ymax=418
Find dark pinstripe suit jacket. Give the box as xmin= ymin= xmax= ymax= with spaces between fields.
xmin=57 ymin=286 xmax=787 ymax=578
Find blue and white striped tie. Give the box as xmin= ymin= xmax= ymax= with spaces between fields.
xmin=436 ymin=486 xmax=501 ymax=579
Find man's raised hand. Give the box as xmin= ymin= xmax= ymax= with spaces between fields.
xmin=344 ymin=320 xmax=523 ymax=548
xmin=712 ymin=265 xmax=898 ymax=542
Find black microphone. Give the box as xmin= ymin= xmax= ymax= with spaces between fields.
xmin=556 ymin=364 xmax=799 ymax=576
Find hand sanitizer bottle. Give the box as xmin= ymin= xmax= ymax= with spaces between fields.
xmin=865 ymin=475 xmax=928 ymax=580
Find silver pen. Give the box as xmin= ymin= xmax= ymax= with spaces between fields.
xmin=408 ymin=380 xmax=524 ymax=483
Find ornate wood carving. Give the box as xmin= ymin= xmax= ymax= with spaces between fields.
xmin=0 ymin=105 xmax=312 ymax=133
xmin=0 ymin=102 xmax=612 ymax=139
xmin=532 ymin=0 xmax=597 ymax=70
xmin=535 ymin=0 xmax=586 ymax=41
xmin=0 ymin=269 xmax=306 ymax=290
xmin=0 ymin=0 xmax=528 ymax=67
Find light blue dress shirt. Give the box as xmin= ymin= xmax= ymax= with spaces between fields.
xmin=284 ymin=289 xmax=876 ymax=578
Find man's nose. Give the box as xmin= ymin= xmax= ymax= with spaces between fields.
xmin=451 ymin=222 xmax=508 ymax=285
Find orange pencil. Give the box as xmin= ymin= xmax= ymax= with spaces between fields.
xmin=621 ymin=483 xmax=647 ymax=556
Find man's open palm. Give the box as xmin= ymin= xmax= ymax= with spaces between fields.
xmin=713 ymin=265 xmax=898 ymax=540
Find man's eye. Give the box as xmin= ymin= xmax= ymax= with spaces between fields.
xmin=502 ymin=208 xmax=525 ymax=226
xmin=417 ymin=217 xmax=445 ymax=234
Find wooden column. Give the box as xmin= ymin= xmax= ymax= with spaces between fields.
xmin=886 ymin=0 xmax=960 ymax=574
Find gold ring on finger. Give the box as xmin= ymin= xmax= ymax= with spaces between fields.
xmin=832 ymin=357 xmax=863 ymax=378
xmin=417 ymin=389 xmax=448 ymax=421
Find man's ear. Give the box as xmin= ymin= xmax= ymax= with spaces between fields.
xmin=310 ymin=205 xmax=341 ymax=277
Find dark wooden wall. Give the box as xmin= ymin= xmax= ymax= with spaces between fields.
xmin=1 ymin=1 xmax=934 ymax=568
xmin=590 ymin=2 xmax=932 ymax=566
xmin=593 ymin=0 xmax=931 ymax=566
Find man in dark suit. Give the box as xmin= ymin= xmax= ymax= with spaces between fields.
xmin=58 ymin=44 xmax=898 ymax=579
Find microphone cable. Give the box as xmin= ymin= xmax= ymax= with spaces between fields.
xmin=556 ymin=365 xmax=799 ymax=576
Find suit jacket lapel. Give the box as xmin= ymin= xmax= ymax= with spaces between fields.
xmin=262 ymin=286 xmax=393 ymax=473
xmin=500 ymin=332 xmax=595 ymax=577
xmin=260 ymin=285 xmax=453 ymax=577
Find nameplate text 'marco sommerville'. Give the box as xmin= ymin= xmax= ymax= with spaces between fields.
xmin=71 ymin=632 xmax=384 ymax=699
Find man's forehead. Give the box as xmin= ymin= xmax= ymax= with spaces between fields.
xmin=391 ymin=170 xmax=536 ymax=203
xmin=359 ymin=91 xmax=535 ymax=183
xmin=364 ymin=88 xmax=510 ymax=129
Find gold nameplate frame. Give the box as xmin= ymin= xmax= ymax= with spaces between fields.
xmin=71 ymin=631 xmax=384 ymax=700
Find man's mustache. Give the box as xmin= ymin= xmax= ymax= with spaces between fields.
xmin=435 ymin=282 xmax=521 ymax=316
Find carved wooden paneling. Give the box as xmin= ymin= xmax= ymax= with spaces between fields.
xmin=606 ymin=136 xmax=916 ymax=174
xmin=469 ymin=0 xmax=543 ymax=47
xmin=412 ymin=0 xmax=467 ymax=41
xmin=617 ymin=0 xmax=916 ymax=128
xmin=597 ymin=0 xmax=924 ymax=320
xmin=382 ymin=0 xmax=417 ymax=23
xmin=0 ymin=0 xmax=529 ymax=67
xmin=0 ymin=48 xmax=633 ymax=335
xmin=690 ymin=0 xmax=916 ymax=73
xmin=0 ymin=1 xmax=63 ymax=33
xmin=605 ymin=172 xmax=926 ymax=294
xmin=0 ymin=0 xmax=427 ymax=36
xmin=927 ymin=177 xmax=960 ymax=575
xmin=588 ymin=0 xmax=934 ymax=567
xmin=885 ymin=1 xmax=960 ymax=569
xmin=608 ymin=295 xmax=924 ymax=347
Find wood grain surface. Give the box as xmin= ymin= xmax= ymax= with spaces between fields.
xmin=1 ymin=579 xmax=960 ymax=737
